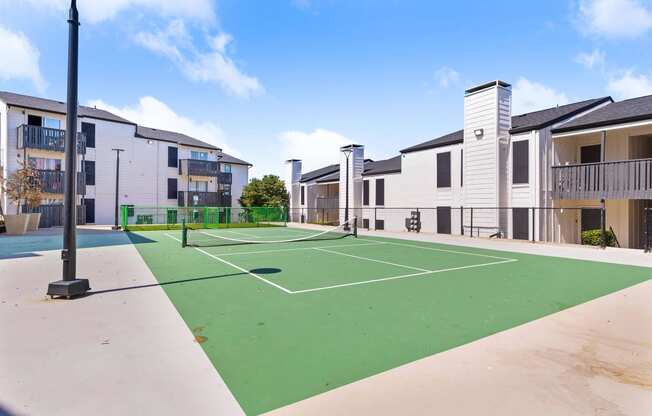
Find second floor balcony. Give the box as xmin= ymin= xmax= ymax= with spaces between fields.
xmin=179 ymin=159 xmax=219 ymax=177
xmin=177 ymin=191 xmax=231 ymax=207
xmin=18 ymin=125 xmax=86 ymax=154
xmin=37 ymin=170 xmax=86 ymax=195
xmin=552 ymin=158 xmax=652 ymax=200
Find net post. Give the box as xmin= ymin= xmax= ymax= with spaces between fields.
xmin=353 ymin=217 xmax=358 ymax=238
xmin=181 ymin=219 xmax=188 ymax=248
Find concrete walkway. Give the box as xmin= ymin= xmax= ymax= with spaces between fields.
xmin=0 ymin=229 xmax=244 ymax=416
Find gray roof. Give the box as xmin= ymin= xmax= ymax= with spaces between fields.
xmin=552 ymin=94 xmax=652 ymax=134
xmin=400 ymin=129 xmax=464 ymax=154
xmin=0 ymin=90 xmax=134 ymax=125
xmin=310 ymin=156 xmax=402 ymax=183
xmin=300 ymin=164 xmax=340 ymax=183
xmin=136 ymin=126 xmax=251 ymax=166
xmin=363 ymin=155 xmax=402 ymax=176
xmin=511 ymin=97 xmax=612 ymax=134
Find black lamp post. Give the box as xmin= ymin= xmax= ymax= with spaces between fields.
xmin=47 ymin=0 xmax=90 ymax=298
xmin=342 ymin=146 xmax=352 ymax=230
xmin=112 ymin=148 xmax=125 ymax=229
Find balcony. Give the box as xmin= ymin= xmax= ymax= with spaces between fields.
xmin=218 ymin=171 xmax=232 ymax=184
xmin=37 ymin=170 xmax=86 ymax=195
xmin=177 ymin=191 xmax=231 ymax=207
xmin=179 ymin=159 xmax=219 ymax=177
xmin=552 ymin=158 xmax=652 ymax=200
xmin=17 ymin=125 xmax=86 ymax=154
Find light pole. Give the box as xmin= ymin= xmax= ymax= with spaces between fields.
xmin=47 ymin=0 xmax=90 ymax=298
xmin=112 ymin=148 xmax=125 ymax=229
xmin=342 ymin=146 xmax=352 ymax=230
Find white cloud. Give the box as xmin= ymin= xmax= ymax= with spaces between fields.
xmin=134 ymin=20 xmax=263 ymax=98
xmin=279 ymin=129 xmax=354 ymax=173
xmin=607 ymin=70 xmax=652 ymax=99
xmin=0 ymin=25 xmax=46 ymax=93
xmin=434 ymin=67 xmax=460 ymax=88
xmin=87 ymin=96 xmax=241 ymax=156
xmin=577 ymin=0 xmax=652 ymax=38
xmin=12 ymin=0 xmax=215 ymax=24
xmin=575 ymin=48 xmax=606 ymax=70
xmin=512 ymin=78 xmax=569 ymax=114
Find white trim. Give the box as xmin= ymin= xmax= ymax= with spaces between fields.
xmin=552 ymin=118 xmax=652 ymax=138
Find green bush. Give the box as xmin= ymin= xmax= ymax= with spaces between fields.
xmin=581 ymin=229 xmax=616 ymax=247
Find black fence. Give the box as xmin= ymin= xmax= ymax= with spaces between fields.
xmin=22 ymin=204 xmax=86 ymax=228
xmin=288 ymin=206 xmax=633 ymax=249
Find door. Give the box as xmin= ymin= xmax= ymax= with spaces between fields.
xmin=581 ymin=208 xmax=601 ymax=232
xmin=437 ymin=207 xmax=451 ymax=234
xmin=85 ymin=198 xmax=95 ymax=223
xmin=513 ymin=208 xmax=529 ymax=240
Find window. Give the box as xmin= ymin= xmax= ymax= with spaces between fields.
xmin=300 ymin=186 xmax=305 ymax=205
xmin=189 ymin=181 xmax=208 ymax=192
xmin=191 ymin=151 xmax=208 ymax=161
xmin=375 ymin=178 xmax=385 ymax=206
xmin=580 ymin=144 xmax=601 ymax=164
xmin=167 ymin=178 xmax=178 ymax=199
xmin=43 ymin=117 xmax=60 ymax=129
xmin=436 ymin=152 xmax=451 ymax=188
xmin=84 ymin=160 xmax=95 ymax=186
xmin=27 ymin=115 xmax=42 ymax=126
xmin=81 ymin=122 xmax=95 ymax=148
xmin=512 ymin=140 xmax=529 ymax=184
xmin=220 ymin=163 xmax=232 ymax=173
xmin=168 ymin=147 xmax=178 ymax=168
xmin=29 ymin=157 xmax=61 ymax=170
xmin=363 ymin=180 xmax=369 ymax=206
xmin=460 ymin=149 xmax=463 ymax=187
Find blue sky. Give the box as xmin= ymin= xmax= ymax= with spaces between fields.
xmin=2 ymin=0 xmax=652 ymax=177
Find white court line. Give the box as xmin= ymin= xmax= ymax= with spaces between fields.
xmin=357 ymin=238 xmax=514 ymax=261
xmin=164 ymin=233 xmax=292 ymax=294
xmin=220 ymin=229 xmax=264 ymax=238
xmin=291 ymin=259 xmax=518 ymax=294
xmin=216 ymin=242 xmax=385 ymax=257
xmin=164 ymin=233 xmax=519 ymax=295
xmin=313 ymin=247 xmax=431 ymax=272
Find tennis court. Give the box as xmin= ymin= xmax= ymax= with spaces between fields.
xmin=129 ymin=220 xmax=652 ymax=415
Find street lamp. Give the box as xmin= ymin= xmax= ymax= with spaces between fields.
xmin=47 ymin=0 xmax=90 ymax=299
xmin=342 ymin=146 xmax=352 ymax=231
xmin=112 ymin=148 xmax=125 ymax=229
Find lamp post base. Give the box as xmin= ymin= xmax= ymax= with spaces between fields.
xmin=47 ymin=279 xmax=90 ymax=299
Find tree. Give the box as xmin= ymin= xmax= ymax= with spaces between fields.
xmin=3 ymin=160 xmax=41 ymax=214
xmin=239 ymin=175 xmax=289 ymax=207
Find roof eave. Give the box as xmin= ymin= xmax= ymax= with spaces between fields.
xmin=400 ymin=139 xmax=463 ymax=154
xmin=552 ymin=113 xmax=652 ymax=134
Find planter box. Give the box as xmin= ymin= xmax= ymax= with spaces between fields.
xmin=27 ymin=212 xmax=41 ymax=231
xmin=5 ymin=214 xmax=29 ymax=235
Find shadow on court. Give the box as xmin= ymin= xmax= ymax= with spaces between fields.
xmin=89 ymin=270 xmax=258 ymax=295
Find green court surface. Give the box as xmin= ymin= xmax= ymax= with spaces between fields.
xmin=129 ymin=226 xmax=652 ymax=415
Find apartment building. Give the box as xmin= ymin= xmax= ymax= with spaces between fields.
xmin=287 ymin=80 xmax=652 ymax=249
xmin=0 ymin=91 xmax=251 ymax=226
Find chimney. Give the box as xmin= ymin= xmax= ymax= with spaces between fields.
xmin=339 ymin=144 xmax=364 ymax=226
xmin=462 ymin=80 xmax=512 ymax=236
xmin=285 ymin=159 xmax=302 ymax=222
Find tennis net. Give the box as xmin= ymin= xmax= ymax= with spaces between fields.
xmin=182 ymin=217 xmax=357 ymax=248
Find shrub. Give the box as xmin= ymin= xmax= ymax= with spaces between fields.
xmin=581 ymin=229 xmax=616 ymax=247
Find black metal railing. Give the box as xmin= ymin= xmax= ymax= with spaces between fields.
xmin=177 ymin=191 xmax=231 ymax=207
xmin=552 ymin=158 xmax=652 ymax=200
xmin=17 ymin=125 xmax=86 ymax=154
xmin=37 ymin=170 xmax=86 ymax=194
xmin=179 ymin=159 xmax=219 ymax=176
xmin=218 ymin=171 xmax=232 ymax=184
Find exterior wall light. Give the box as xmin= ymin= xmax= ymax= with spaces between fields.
xmin=474 ymin=128 xmax=484 ymax=138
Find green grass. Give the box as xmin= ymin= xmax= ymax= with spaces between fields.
xmin=129 ymin=228 xmax=652 ymax=415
